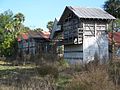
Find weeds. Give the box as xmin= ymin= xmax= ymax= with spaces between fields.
xmin=0 ymin=55 xmax=120 ymax=90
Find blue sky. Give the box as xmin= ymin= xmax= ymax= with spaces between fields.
xmin=0 ymin=0 xmax=106 ymax=30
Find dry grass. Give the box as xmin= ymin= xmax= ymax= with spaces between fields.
xmin=0 ymin=60 xmax=57 ymax=90
xmin=0 ymin=56 xmax=120 ymax=90
xmin=65 ymin=65 xmax=115 ymax=90
xmin=0 ymin=75 xmax=56 ymax=90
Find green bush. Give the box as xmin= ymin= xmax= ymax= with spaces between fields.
xmin=108 ymin=61 xmax=120 ymax=85
xmin=36 ymin=65 xmax=59 ymax=78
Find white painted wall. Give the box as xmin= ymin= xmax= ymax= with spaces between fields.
xmin=83 ymin=36 xmax=97 ymax=63
xmin=83 ymin=22 xmax=109 ymax=63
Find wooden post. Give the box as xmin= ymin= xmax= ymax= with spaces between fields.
xmin=112 ymin=20 xmax=115 ymax=61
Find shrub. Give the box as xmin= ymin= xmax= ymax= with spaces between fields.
xmin=108 ymin=61 xmax=120 ymax=86
xmin=36 ymin=64 xmax=59 ymax=78
xmin=64 ymin=65 xmax=116 ymax=90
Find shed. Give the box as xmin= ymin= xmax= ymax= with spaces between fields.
xmin=58 ymin=6 xmax=115 ymax=63
xmin=17 ymin=30 xmax=51 ymax=55
xmin=50 ymin=18 xmax=64 ymax=56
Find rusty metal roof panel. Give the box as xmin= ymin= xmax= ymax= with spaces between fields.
xmin=28 ymin=31 xmax=42 ymax=38
xmin=28 ymin=30 xmax=50 ymax=39
xmin=68 ymin=6 xmax=116 ymax=20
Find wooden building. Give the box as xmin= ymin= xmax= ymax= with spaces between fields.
xmin=17 ymin=30 xmax=51 ymax=56
xmin=50 ymin=18 xmax=64 ymax=56
xmin=58 ymin=6 xmax=115 ymax=63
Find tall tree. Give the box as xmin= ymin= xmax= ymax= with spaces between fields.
xmin=47 ymin=21 xmax=53 ymax=32
xmin=13 ymin=13 xmax=25 ymax=30
xmin=34 ymin=28 xmax=44 ymax=31
xmin=0 ymin=10 xmax=25 ymax=56
xmin=103 ymin=0 xmax=120 ymax=18
xmin=104 ymin=0 xmax=120 ymax=61
xmin=103 ymin=0 xmax=120 ymax=32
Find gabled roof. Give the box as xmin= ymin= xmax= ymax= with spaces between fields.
xmin=40 ymin=31 xmax=50 ymax=39
xmin=50 ymin=18 xmax=61 ymax=39
xmin=68 ymin=6 xmax=116 ymax=19
xmin=59 ymin=6 xmax=116 ymax=24
xmin=17 ymin=30 xmax=50 ymax=41
xmin=28 ymin=30 xmax=43 ymax=38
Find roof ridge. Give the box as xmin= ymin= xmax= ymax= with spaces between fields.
xmin=67 ymin=6 xmax=116 ymax=20
xmin=67 ymin=6 xmax=102 ymax=10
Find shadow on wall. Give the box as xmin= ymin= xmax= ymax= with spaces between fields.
xmin=83 ymin=32 xmax=109 ymax=64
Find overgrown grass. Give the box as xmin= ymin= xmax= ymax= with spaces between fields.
xmin=0 ymin=56 xmax=120 ymax=90
xmin=64 ymin=65 xmax=115 ymax=90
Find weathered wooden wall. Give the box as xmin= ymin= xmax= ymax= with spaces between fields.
xmin=64 ymin=45 xmax=83 ymax=63
xmin=83 ymin=20 xmax=109 ymax=63
xmin=62 ymin=13 xmax=83 ymax=63
xmin=18 ymin=38 xmax=36 ymax=55
xmin=63 ymin=19 xmax=109 ymax=63
xmin=58 ymin=6 xmax=115 ymax=64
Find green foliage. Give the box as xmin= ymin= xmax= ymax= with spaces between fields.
xmin=108 ymin=61 xmax=120 ymax=85
xmin=103 ymin=0 xmax=120 ymax=18
xmin=0 ymin=10 xmax=25 ymax=56
xmin=0 ymin=10 xmax=13 ymax=29
xmin=59 ymin=59 xmax=69 ymax=69
xmin=108 ymin=19 xmax=120 ymax=32
xmin=34 ymin=28 xmax=44 ymax=31
xmin=56 ymin=74 xmax=72 ymax=90
xmin=46 ymin=21 xmax=53 ymax=32
xmin=36 ymin=65 xmax=59 ymax=78
xmin=115 ymin=19 xmax=120 ymax=31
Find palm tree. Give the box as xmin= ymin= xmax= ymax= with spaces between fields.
xmin=103 ymin=0 xmax=120 ymax=18
xmin=13 ymin=13 xmax=25 ymax=23
xmin=13 ymin=13 xmax=25 ymax=31
xmin=47 ymin=21 xmax=53 ymax=32
xmin=5 ymin=13 xmax=25 ymax=32
xmin=0 ymin=11 xmax=25 ymax=56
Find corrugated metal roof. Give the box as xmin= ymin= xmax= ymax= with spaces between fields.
xmin=40 ymin=31 xmax=50 ymax=39
xmin=50 ymin=18 xmax=62 ymax=39
xmin=17 ymin=31 xmax=50 ymax=41
xmin=28 ymin=30 xmax=50 ymax=39
xmin=67 ymin=6 xmax=116 ymax=20
xmin=28 ymin=31 xmax=42 ymax=38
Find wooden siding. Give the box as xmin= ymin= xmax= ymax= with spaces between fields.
xmin=63 ymin=20 xmax=109 ymax=63
xmin=63 ymin=13 xmax=83 ymax=45
xmin=57 ymin=6 xmax=115 ymax=64
xmin=83 ymin=21 xmax=109 ymax=63
xmin=64 ymin=45 xmax=83 ymax=63
xmin=18 ymin=38 xmax=51 ymax=55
